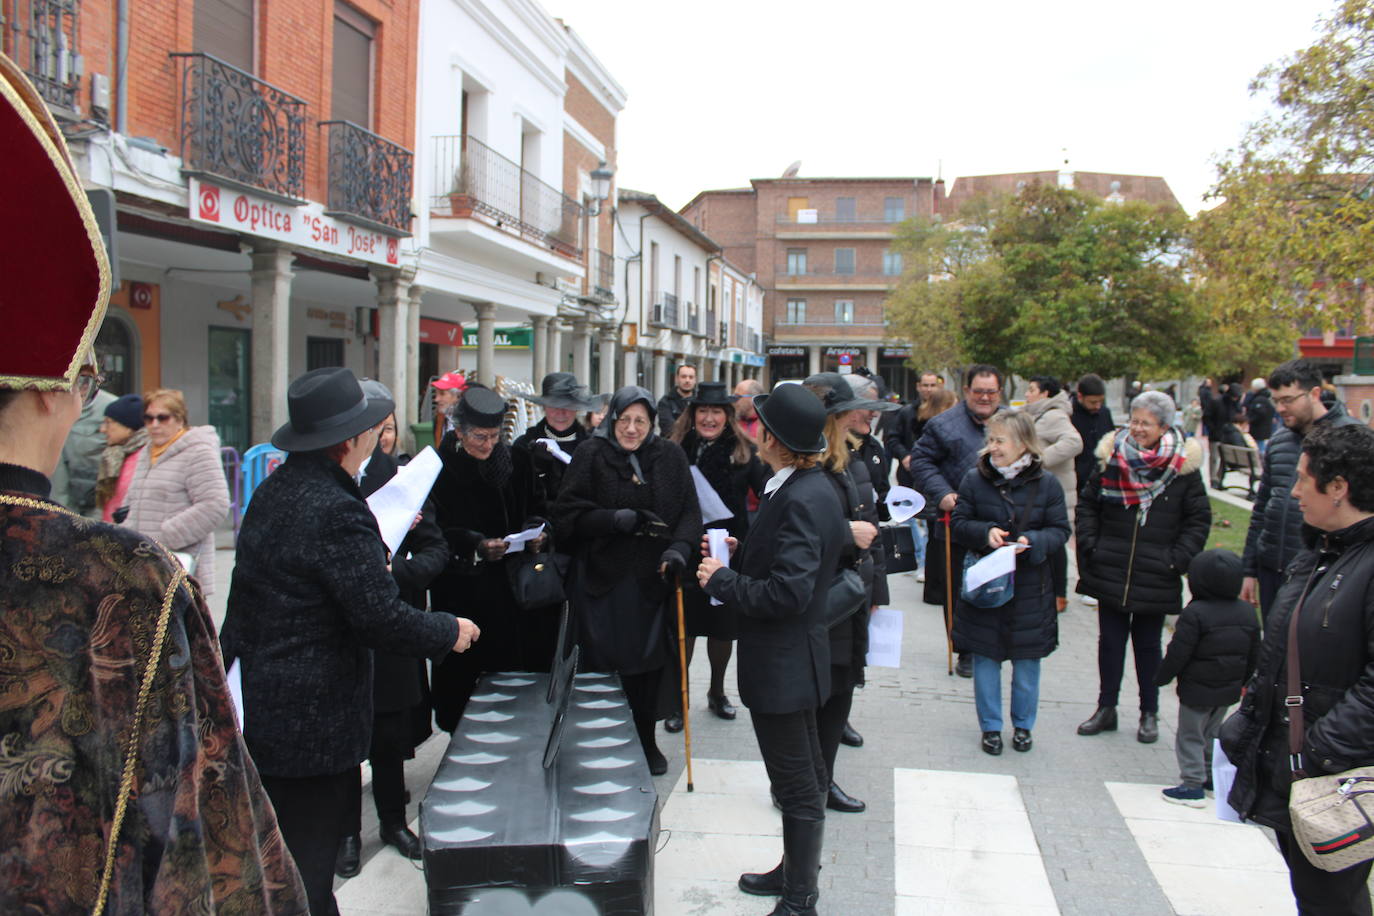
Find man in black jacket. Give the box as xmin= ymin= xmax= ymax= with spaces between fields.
xmin=884 ymin=371 xmax=943 ymax=488
xmin=1241 ymin=359 xmax=1359 ymax=620
xmin=657 ymin=363 xmax=697 ymax=435
xmin=1070 ymin=373 xmax=1115 ymax=495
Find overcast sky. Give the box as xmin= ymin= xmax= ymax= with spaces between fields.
xmin=550 ymin=0 xmax=1334 ymax=214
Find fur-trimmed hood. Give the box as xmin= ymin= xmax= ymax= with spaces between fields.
xmin=1094 ymin=431 xmax=1203 ymax=475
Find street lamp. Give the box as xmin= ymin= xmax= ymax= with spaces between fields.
xmin=588 ymin=161 xmax=614 ymax=216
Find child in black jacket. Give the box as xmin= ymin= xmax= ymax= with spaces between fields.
xmin=1156 ymin=548 xmax=1260 ymax=806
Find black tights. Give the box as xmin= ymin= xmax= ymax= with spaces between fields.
xmin=683 ymin=636 xmax=733 ymax=698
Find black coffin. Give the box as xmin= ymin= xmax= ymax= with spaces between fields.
xmin=420 ymin=671 xmax=658 ymax=915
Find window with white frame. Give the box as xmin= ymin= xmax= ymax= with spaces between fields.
xmin=785 ymin=299 xmax=806 ymax=324
xmin=834 ymin=300 xmax=854 ymax=324
xmin=786 ymin=248 xmax=807 ymax=274
xmin=883 ymin=251 xmax=903 ymax=275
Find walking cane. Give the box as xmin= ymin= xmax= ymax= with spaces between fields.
xmin=675 ymin=574 xmax=695 ymax=792
xmin=942 ymin=511 xmax=954 ymax=676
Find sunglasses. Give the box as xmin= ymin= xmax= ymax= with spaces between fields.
xmin=144 ymin=412 xmax=176 ymax=424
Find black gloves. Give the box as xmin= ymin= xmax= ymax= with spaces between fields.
xmin=612 ymin=508 xmax=639 ymax=534
xmin=660 ymin=547 xmax=687 ymax=581
xmin=112 ymin=506 xmax=129 ymax=524
xmin=612 ymin=508 xmax=670 ymax=537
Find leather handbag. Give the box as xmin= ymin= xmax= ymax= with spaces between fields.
xmin=824 ymin=566 xmax=867 ymax=628
xmin=1284 ymin=564 xmax=1374 ymax=872
xmin=881 ymin=524 xmax=919 ymax=573
xmin=508 ymin=550 xmax=570 ymax=610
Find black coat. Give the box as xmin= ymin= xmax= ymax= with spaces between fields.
xmin=554 ymin=435 xmax=703 ymax=673
xmin=512 ymin=418 xmax=590 ymax=506
xmin=884 ymin=401 xmax=919 ymax=488
xmin=1069 ymin=396 xmax=1115 ymax=493
xmin=1156 ymin=551 xmax=1260 ymax=707
xmin=427 ymin=439 xmax=551 ymax=731
xmin=951 ymin=456 xmax=1070 ymax=661
xmin=910 ymin=402 xmax=993 ymax=541
xmin=1244 ymin=389 xmax=1276 ymax=442
xmin=1221 ymin=517 xmax=1374 ymax=831
xmin=1242 ymin=401 xmax=1359 ymax=576
xmin=680 ymin=428 xmax=769 ymax=540
xmin=1075 ymin=435 xmax=1210 ymax=615
xmin=220 ymin=452 xmax=458 ymax=777
xmin=853 ymin=432 xmax=891 ymax=520
xmin=704 ymin=466 xmax=848 ymax=714
xmin=656 ymin=390 xmax=690 ymax=437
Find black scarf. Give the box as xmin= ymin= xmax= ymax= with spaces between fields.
xmin=475 ymin=440 xmax=514 ymax=490
xmin=594 ymin=385 xmax=658 ymax=483
xmin=684 ymin=428 xmax=738 ymax=498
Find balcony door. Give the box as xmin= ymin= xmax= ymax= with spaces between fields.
xmin=194 ymin=0 xmax=254 ymax=73
xmin=331 ymin=3 xmax=374 ymax=127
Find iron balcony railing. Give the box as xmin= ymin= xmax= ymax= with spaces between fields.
xmin=319 ymin=120 xmax=413 ymax=235
xmin=752 ymin=331 xmax=763 ymax=353
xmin=686 ymin=307 xmax=700 ymax=334
xmin=595 ymin=249 xmax=615 ymax=298
xmin=777 ymin=318 xmax=887 ymax=327
xmin=775 ymin=211 xmax=905 ymax=225
xmin=720 ymin=321 xmax=729 ymax=347
xmin=735 ymin=322 xmax=746 ymax=346
xmin=6 ymin=0 xmax=82 ymax=115
xmin=171 ymin=52 xmax=306 ymax=202
xmin=705 ymin=309 xmax=717 ymax=344
xmin=431 ymin=134 xmax=583 ymax=259
xmin=652 ymin=293 xmax=679 ymax=328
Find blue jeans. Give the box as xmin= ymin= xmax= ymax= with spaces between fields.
xmin=906 ymin=517 xmax=927 ymax=568
xmin=972 ymin=654 xmax=1041 ymax=733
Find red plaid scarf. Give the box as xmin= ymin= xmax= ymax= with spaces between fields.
xmin=1098 ymin=427 xmax=1185 ymax=523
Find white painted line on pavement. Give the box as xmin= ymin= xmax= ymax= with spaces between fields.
xmin=1104 ymin=781 xmax=1291 ymax=916
xmin=894 ymin=768 xmax=1058 ymax=916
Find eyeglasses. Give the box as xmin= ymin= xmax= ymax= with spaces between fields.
xmin=463 ymin=431 xmax=500 ymax=445
xmin=144 ymin=412 xmax=176 ymax=424
xmin=76 ymin=372 xmax=104 ymax=407
xmin=1274 ymin=392 xmax=1309 ymax=408
xmin=615 ymin=416 xmax=650 ymax=429
xmin=968 ymin=389 xmax=1000 ymax=399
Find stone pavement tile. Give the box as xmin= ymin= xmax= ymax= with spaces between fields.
xmin=655 ymin=877 xmax=758 ymax=916
xmin=896 ymin=897 xmax=1058 ymax=916
xmin=893 ymin=845 xmax=1056 ymax=906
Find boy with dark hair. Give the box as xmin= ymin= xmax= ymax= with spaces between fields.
xmin=1156 ymin=549 xmax=1260 ymax=806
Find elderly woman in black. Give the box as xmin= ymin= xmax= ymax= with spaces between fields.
xmin=699 ymin=383 xmax=850 ymax=916
xmin=1222 ymin=424 xmax=1374 ymax=915
xmin=1076 ymin=389 xmax=1210 ymax=743
xmin=667 ymin=380 xmax=769 ymax=728
xmin=555 ymin=386 xmax=703 ymax=775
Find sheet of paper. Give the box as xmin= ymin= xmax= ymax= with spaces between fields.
xmin=963 ymin=543 xmax=1028 ymax=591
xmin=536 ymin=438 xmax=573 ymax=465
xmin=1213 ymin=738 xmax=1241 ymax=822
xmin=690 ymin=465 xmax=734 ymax=524
xmin=866 ymin=607 xmax=903 ymax=668
xmin=502 ymin=523 xmax=546 ymax=554
xmin=226 ymin=659 xmax=245 ymax=732
xmin=707 ymin=527 xmax=730 ymax=606
xmin=366 ymin=446 xmax=443 ymax=557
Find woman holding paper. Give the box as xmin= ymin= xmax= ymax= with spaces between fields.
xmin=952 ymin=411 xmax=1070 ymax=756
xmin=667 ymin=380 xmax=770 ymax=727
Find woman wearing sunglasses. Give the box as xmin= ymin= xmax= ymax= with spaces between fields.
xmin=120 ymin=388 xmax=231 ymax=593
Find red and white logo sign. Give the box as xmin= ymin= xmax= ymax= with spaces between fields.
xmin=386 ymin=237 xmax=399 ymax=265
xmin=129 ymin=281 xmax=154 ymax=310
xmin=198 ymin=183 xmax=220 ymax=222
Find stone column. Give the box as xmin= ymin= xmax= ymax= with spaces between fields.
xmin=653 ymin=351 xmax=668 ymax=399
xmin=808 ymin=346 xmax=822 ymax=377
xmin=621 ymin=347 xmax=639 ymax=392
xmin=373 ymin=269 xmax=411 ymax=433
xmin=866 ymin=344 xmax=881 ymax=374
xmin=572 ymin=317 xmax=592 ymax=382
xmin=548 ymin=320 xmax=565 ymax=374
xmin=250 ymin=244 xmax=294 ymax=445
xmin=404 ymin=284 xmax=423 ymax=454
xmin=531 ymin=315 xmax=550 ymax=383
xmin=598 ymin=324 xmax=618 ymax=394
xmin=474 ymin=302 xmax=497 ymax=387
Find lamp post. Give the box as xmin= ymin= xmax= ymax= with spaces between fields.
xmin=588 ymin=161 xmax=614 ymax=216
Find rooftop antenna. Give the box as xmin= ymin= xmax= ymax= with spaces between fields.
xmin=782 ymin=161 xmax=801 ymax=178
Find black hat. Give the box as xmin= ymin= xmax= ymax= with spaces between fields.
xmin=803 ymin=372 xmax=898 ymax=414
xmin=754 ymin=383 xmax=827 ymax=454
xmin=103 ymin=393 xmax=143 ymax=430
xmin=524 ymin=372 xmax=597 ymax=410
xmin=272 ymin=367 xmax=395 ymax=451
xmin=456 ymin=386 xmax=508 ymax=429
xmin=688 ymin=381 xmax=738 ymax=408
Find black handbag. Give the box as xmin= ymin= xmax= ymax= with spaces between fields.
xmin=825 ymin=566 xmax=867 ymax=627
xmin=881 ymin=525 xmax=919 ymax=573
xmin=508 ymin=550 xmax=570 ymax=610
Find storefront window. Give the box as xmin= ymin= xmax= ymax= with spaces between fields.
xmin=95 ymin=314 xmax=136 ymax=397
xmin=208 ymin=326 xmax=251 ymax=453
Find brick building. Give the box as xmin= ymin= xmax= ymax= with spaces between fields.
xmin=941 ymin=168 xmax=1182 ymax=213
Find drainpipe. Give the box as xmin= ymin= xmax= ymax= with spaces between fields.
xmin=116 ymin=0 xmax=129 ymax=133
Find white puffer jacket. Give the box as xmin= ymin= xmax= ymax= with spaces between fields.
xmin=121 ymin=425 xmax=230 ymax=594
xmin=1023 ymin=390 xmax=1084 ymax=515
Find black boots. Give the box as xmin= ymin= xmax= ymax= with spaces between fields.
xmin=839 ymin=723 xmax=863 ymax=747
xmin=1137 ymin=712 xmax=1159 ymax=744
xmin=739 ymin=814 xmax=823 ymax=914
xmin=379 ymin=822 xmax=422 ymax=860
xmin=826 ymin=781 xmax=865 ymax=814
xmin=334 ymin=834 xmax=361 ymax=878
xmin=1076 ymin=706 xmax=1118 ymax=736
xmin=955 ymin=653 xmax=973 ymax=678
xmin=739 ymin=861 xmax=784 ymax=896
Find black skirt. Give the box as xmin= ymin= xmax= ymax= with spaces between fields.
xmin=570 ymin=556 xmax=671 ymax=676
xmin=682 ymin=583 xmax=738 ymax=640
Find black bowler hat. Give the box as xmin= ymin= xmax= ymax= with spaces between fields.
xmin=754 ymin=383 xmax=827 ymax=454
xmin=272 ymin=367 xmax=395 ymax=451
xmin=524 ymin=372 xmax=597 ymax=410
xmin=804 ymin=372 xmax=898 ymax=415
xmin=688 ymin=381 xmax=738 ymax=409
xmin=456 ymin=386 xmax=508 ymax=429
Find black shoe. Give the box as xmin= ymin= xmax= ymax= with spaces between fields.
xmin=981 ymin=731 xmax=1003 ymax=756
xmin=955 ymin=653 xmax=973 ymax=678
xmin=707 ymin=693 xmax=737 ymax=720
xmin=771 ymin=814 xmax=823 ymax=916
xmin=645 ymin=745 xmax=668 ymax=776
xmin=664 ymin=713 xmax=684 ymax=733
xmin=840 ymin=723 xmax=864 ymax=747
xmin=826 ymin=781 xmax=866 ymax=813
xmin=739 ymin=860 xmax=784 ymax=896
xmin=1012 ymin=728 xmax=1033 ymax=753
xmin=1138 ymin=712 xmax=1159 ymax=744
xmin=379 ymin=822 xmax=422 ymax=861
xmin=1077 ymin=706 xmax=1118 ymax=736
xmin=334 ymin=833 xmax=361 ymax=878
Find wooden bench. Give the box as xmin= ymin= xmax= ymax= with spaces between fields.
xmin=1217 ymin=442 xmax=1261 ymax=500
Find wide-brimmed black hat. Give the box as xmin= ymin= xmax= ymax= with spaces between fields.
xmin=804 ymin=372 xmax=898 ymax=414
xmin=754 ymin=383 xmax=827 ymax=454
xmin=456 ymin=386 xmax=508 ymax=429
xmin=688 ymin=380 xmax=738 ymax=409
xmin=272 ymin=367 xmax=395 ymax=451
xmin=524 ymin=371 xmax=597 ymax=410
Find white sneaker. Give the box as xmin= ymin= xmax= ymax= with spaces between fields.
xmin=916 ymin=569 xmax=926 ymax=583
xmin=1081 ymin=596 xmax=1098 ymax=607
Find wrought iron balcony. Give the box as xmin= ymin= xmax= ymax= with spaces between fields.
xmin=319 ymin=120 xmax=413 ymax=235
xmin=7 ymin=0 xmax=82 ymax=115
xmin=686 ymin=307 xmax=700 ymax=334
xmin=652 ymin=293 xmax=679 ymax=328
xmin=705 ymin=309 xmax=717 ymax=344
xmin=171 ymin=52 xmax=306 ymax=203
xmin=431 ymin=134 xmax=583 ymax=259
xmin=594 ymin=249 xmax=615 ymax=299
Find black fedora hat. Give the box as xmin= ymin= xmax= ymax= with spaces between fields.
xmin=804 ymin=372 xmax=898 ymax=415
xmin=754 ymin=383 xmax=827 ymax=454
xmin=524 ymin=371 xmax=597 ymax=410
xmin=272 ymin=367 xmax=395 ymax=451
xmin=456 ymin=386 xmax=508 ymax=429
xmin=688 ymin=380 xmax=738 ymax=409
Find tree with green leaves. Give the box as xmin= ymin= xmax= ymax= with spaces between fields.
xmin=884 ymin=184 xmax=1203 ymax=383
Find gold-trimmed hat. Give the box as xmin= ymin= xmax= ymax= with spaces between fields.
xmin=0 ymin=52 xmax=110 ymax=391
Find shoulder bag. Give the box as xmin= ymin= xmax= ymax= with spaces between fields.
xmin=507 ymin=528 xmax=570 ymax=611
xmin=823 ymin=470 xmax=869 ymax=628
xmin=960 ymin=476 xmax=1038 ymax=609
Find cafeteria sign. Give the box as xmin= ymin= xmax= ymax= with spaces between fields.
xmin=462 ymin=327 xmax=531 ymax=349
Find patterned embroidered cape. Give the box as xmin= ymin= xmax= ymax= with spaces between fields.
xmin=0 ymin=490 xmax=307 ymax=914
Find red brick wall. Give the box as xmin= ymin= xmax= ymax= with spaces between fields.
xmin=563 ymin=70 xmax=616 ymax=292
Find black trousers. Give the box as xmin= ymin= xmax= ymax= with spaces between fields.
xmin=1275 ymin=829 xmax=1374 ymax=916
xmin=1096 ymin=604 xmax=1164 ymax=714
xmin=261 ymin=768 xmax=361 ymax=916
xmin=750 ymin=708 xmax=828 ymax=822
xmin=620 ymin=667 xmax=664 ymax=756
xmin=816 ymin=665 xmax=855 ymax=785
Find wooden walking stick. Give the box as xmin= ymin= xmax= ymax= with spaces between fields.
xmin=943 ymin=511 xmax=954 ymax=676
xmin=675 ymin=574 xmax=695 ymax=792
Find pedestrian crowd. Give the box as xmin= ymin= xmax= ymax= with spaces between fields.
xmin=5 ymin=60 xmax=1374 ymax=916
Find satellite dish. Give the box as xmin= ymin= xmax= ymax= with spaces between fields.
xmin=782 ymin=161 xmax=801 ymax=178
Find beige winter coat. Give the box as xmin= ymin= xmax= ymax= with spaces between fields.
xmin=122 ymin=425 xmax=230 ymax=594
xmin=1023 ymin=391 xmax=1083 ymax=514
